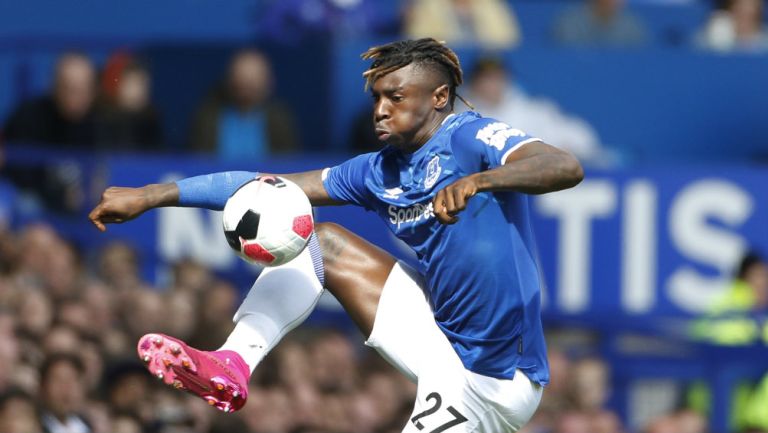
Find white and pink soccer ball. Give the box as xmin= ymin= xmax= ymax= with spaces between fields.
xmin=222 ymin=176 xmax=314 ymax=267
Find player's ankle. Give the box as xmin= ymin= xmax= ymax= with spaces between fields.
xmin=216 ymin=350 xmax=251 ymax=371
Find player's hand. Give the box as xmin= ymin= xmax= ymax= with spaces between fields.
xmin=432 ymin=175 xmax=480 ymax=225
xmin=89 ymin=186 xmax=154 ymax=232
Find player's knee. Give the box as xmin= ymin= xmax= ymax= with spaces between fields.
xmin=315 ymin=222 xmax=343 ymax=236
xmin=315 ymin=222 xmax=395 ymax=272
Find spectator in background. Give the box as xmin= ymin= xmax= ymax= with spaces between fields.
xmin=644 ymin=410 xmax=706 ymax=433
xmin=41 ymin=326 xmax=81 ymax=360
xmin=257 ymin=0 xmax=401 ymax=42
xmin=710 ymin=252 xmax=768 ymax=315
xmin=465 ymin=57 xmax=606 ymax=165
xmin=644 ymin=415 xmax=678 ymax=433
xmin=569 ymin=358 xmax=611 ymax=412
xmin=568 ymin=358 xmax=625 ymax=433
xmin=163 ymin=290 xmax=199 ymax=343
xmin=170 ymin=259 xmax=214 ymax=295
xmin=39 ymin=354 xmax=91 ymax=433
xmin=522 ymin=354 xmax=624 ymax=433
xmin=0 ymin=389 xmax=43 ymax=433
xmin=688 ymin=252 xmax=768 ymax=431
xmin=1 ymin=53 xmax=94 ymax=215
xmin=103 ymin=361 xmax=153 ymax=423
xmin=696 ymin=0 xmax=768 ymax=53
xmin=13 ymin=288 xmax=54 ymax=340
xmin=308 ymin=329 xmax=359 ymax=394
xmin=676 ymin=410 xmax=707 ymax=433
xmin=110 ymin=413 xmax=142 ymax=433
xmin=95 ymin=53 xmax=163 ymax=151
xmin=121 ymin=289 xmax=165 ymax=342
xmin=2 ymin=53 xmax=96 ymax=147
xmin=188 ymin=280 xmax=237 ymax=351
xmin=405 ymin=0 xmax=521 ymax=49
xmin=97 ymin=241 xmax=144 ymax=293
xmin=15 ymin=223 xmax=82 ymax=301
xmin=0 ymin=310 xmax=21 ymax=394
xmin=552 ymin=412 xmax=592 ymax=433
xmin=553 ymin=0 xmax=648 ymax=47
xmin=190 ymin=49 xmax=299 ymax=161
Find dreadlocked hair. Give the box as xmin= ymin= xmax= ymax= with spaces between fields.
xmin=361 ymin=38 xmax=474 ymax=110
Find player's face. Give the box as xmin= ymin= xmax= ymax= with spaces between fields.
xmin=371 ymin=64 xmax=449 ymax=150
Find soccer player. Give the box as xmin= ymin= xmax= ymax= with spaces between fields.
xmin=89 ymin=38 xmax=583 ymax=432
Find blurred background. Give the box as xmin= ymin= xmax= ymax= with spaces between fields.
xmin=0 ymin=0 xmax=766 ymax=432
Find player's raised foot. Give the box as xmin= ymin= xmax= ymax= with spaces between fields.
xmin=137 ymin=333 xmax=250 ymax=413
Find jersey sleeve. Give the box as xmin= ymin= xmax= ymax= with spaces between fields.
xmin=452 ymin=118 xmax=541 ymax=172
xmin=176 ymin=171 xmax=258 ymax=210
xmin=322 ymin=153 xmax=375 ymax=209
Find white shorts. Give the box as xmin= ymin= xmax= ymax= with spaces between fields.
xmin=365 ymin=262 xmax=543 ymax=433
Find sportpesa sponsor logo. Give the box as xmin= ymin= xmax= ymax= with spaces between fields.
xmin=388 ymin=202 xmax=434 ymax=229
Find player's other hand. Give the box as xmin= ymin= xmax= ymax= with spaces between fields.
xmin=432 ymin=175 xmax=480 ymax=225
xmin=89 ymin=186 xmax=154 ymax=232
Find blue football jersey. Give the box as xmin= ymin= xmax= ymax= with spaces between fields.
xmin=323 ymin=111 xmax=549 ymax=384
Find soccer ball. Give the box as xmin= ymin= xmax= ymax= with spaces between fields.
xmin=222 ymin=176 xmax=314 ymax=267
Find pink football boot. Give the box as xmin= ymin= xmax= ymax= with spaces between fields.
xmin=137 ymin=333 xmax=250 ymax=412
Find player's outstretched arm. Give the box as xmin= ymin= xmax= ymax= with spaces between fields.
xmin=89 ymin=183 xmax=179 ymax=232
xmin=89 ymin=170 xmax=339 ymax=232
xmin=433 ymin=141 xmax=583 ymax=224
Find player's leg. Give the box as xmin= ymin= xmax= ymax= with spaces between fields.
xmin=138 ymin=229 xmax=327 ymax=412
xmin=317 ymin=223 xmax=436 ymax=382
xmin=399 ymin=341 xmax=543 ymax=433
xmin=217 ymin=222 xmax=394 ymax=364
xmin=394 ymin=301 xmax=543 ymax=433
xmin=221 ymin=221 xmax=432 ymax=381
xmin=314 ymin=222 xmax=395 ymax=337
xmin=311 ymin=226 xmax=544 ymax=432
xmin=137 ymin=223 xmax=397 ymax=412
xmin=338 ymin=234 xmax=542 ymax=432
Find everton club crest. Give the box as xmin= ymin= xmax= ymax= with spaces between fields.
xmin=424 ymin=155 xmax=442 ymax=189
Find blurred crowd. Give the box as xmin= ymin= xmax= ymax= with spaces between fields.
xmin=257 ymin=0 xmax=768 ymax=52
xmin=1 ymin=0 xmax=766 ymax=156
xmin=521 ymin=352 xmax=708 ymax=433
xmin=0 ymin=222 xmax=416 ymax=433
xmin=0 ymin=220 xmax=726 ymax=433
xmin=0 ymin=49 xmax=297 ymax=157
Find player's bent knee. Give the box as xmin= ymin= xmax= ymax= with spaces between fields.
xmin=313 ymin=221 xmax=342 ymax=235
xmin=314 ymin=222 xmax=394 ymax=269
xmin=314 ymin=222 xmax=396 ymax=296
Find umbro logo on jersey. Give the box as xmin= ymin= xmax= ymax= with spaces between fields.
xmin=383 ymin=187 xmax=404 ymax=199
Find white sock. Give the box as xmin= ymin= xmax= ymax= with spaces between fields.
xmin=218 ymin=234 xmax=325 ymax=373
